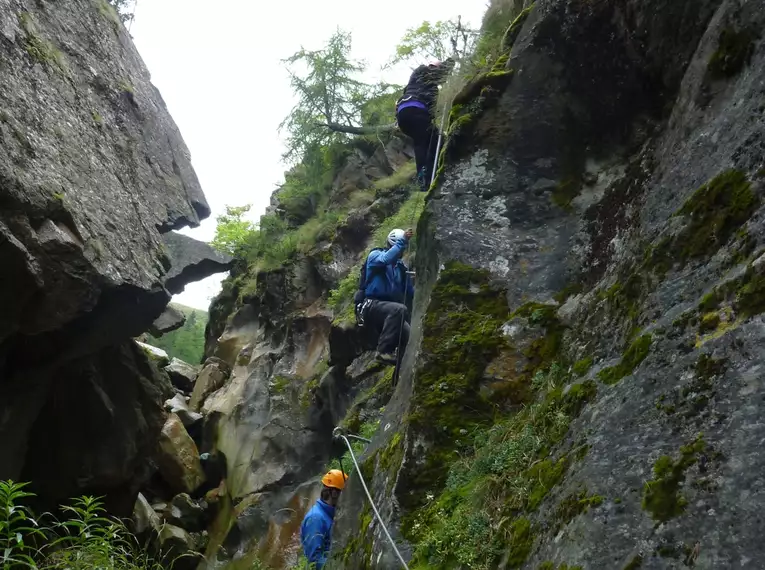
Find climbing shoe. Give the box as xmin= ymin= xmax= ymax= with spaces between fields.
xmin=375 ymin=351 xmax=398 ymax=365
xmin=416 ymin=166 xmax=428 ymax=191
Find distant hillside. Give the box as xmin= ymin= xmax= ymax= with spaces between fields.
xmin=147 ymin=303 xmax=208 ymax=365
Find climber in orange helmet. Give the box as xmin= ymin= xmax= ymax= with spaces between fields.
xmin=300 ymin=469 xmax=349 ymax=568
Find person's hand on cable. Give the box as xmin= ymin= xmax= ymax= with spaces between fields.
xmin=405 ymin=229 xmax=414 ymax=240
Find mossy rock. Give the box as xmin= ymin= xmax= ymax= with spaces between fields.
xmin=674 ymin=170 xmax=758 ymax=260
xmin=501 ymin=4 xmax=535 ymax=53
xmin=642 ymin=436 xmax=705 ymax=522
xmin=453 ymin=69 xmax=515 ymax=109
xmin=572 ymin=357 xmax=594 ymax=376
xmin=597 ymin=335 xmax=652 ymax=386
xmin=708 ymin=26 xmax=758 ymax=79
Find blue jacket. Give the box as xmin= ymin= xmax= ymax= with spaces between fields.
xmin=364 ymin=239 xmax=415 ymax=308
xmin=300 ymin=499 xmax=335 ymax=568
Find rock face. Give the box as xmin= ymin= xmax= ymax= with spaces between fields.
xmin=191 ymin=136 xmax=414 ymax=568
xmin=197 ymin=0 xmax=765 ymax=568
xmin=0 ymin=0 xmax=230 ymax=515
xmin=330 ymin=0 xmax=765 ymax=568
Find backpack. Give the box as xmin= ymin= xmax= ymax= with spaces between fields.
xmin=353 ymin=248 xmax=385 ymax=305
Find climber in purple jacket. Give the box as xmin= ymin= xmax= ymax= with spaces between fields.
xmin=301 ymin=470 xmax=348 ymax=568
xmin=396 ymin=58 xmax=455 ymax=190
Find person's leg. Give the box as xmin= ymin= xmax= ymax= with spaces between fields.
xmin=410 ymin=111 xmax=437 ymax=189
xmin=366 ymin=300 xmax=409 ymax=354
xmin=398 ymin=107 xmax=432 ymax=184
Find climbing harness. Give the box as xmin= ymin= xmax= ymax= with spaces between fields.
xmin=333 ymin=427 xmax=410 ymax=570
xmin=355 ymin=298 xmax=373 ymax=328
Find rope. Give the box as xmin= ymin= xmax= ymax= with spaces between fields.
xmin=335 ymin=430 xmax=410 ymax=570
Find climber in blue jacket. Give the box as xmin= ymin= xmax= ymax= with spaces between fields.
xmin=354 ymin=228 xmax=415 ymax=365
xmin=301 ymin=469 xmax=348 ymax=568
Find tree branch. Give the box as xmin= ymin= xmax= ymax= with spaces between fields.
xmin=319 ymin=122 xmax=398 ymax=135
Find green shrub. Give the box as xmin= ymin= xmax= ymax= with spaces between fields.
xmin=211 ymin=205 xmax=257 ymax=256
xmin=0 ymin=480 xmax=174 ymax=569
xmin=328 ymin=265 xmax=362 ymax=326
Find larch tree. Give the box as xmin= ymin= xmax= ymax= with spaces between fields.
xmin=280 ymin=29 xmax=400 ymax=163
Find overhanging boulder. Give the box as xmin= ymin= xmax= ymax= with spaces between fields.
xmin=162 ymin=232 xmax=234 ymax=294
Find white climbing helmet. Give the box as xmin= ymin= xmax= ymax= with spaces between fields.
xmin=387 ymin=228 xmax=406 ymax=247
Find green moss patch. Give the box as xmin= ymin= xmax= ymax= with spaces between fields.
xmin=597 ymin=334 xmax=652 ymax=385
xmin=505 ymin=517 xmax=534 ymax=567
xmin=708 ymin=26 xmax=757 ymax=79
xmin=598 ymin=272 xmax=645 ymax=331
xmin=623 ymin=555 xmax=643 ymax=570
xmin=502 ymin=4 xmax=535 ymax=52
xmin=572 ymin=357 xmax=594 ymax=376
xmin=641 ymin=170 xmax=758 ymax=283
xmin=19 ymin=12 xmax=66 ymax=73
xmin=694 ymin=262 xmax=765 ymax=326
xmin=403 ymin=262 xmax=512 ymax=508
xmin=674 ymin=170 xmax=758 ymax=259
xmin=553 ymin=488 xmax=604 ymax=530
xmin=538 ymin=562 xmax=584 ymax=570
xmin=405 ymin=366 xmax=597 ymax=569
xmin=642 ymin=436 xmax=705 ymax=522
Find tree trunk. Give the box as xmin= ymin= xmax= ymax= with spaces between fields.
xmin=320 ymin=122 xmax=398 ymax=135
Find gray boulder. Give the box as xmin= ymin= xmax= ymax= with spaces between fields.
xmin=0 ymin=0 xmax=213 ymax=512
xmin=189 ymin=357 xmax=231 ymax=411
xmin=136 ymin=341 xmax=170 ymax=367
xmin=167 ymin=493 xmax=207 ymax=531
xmin=132 ymin=493 xmax=160 ymax=536
xmin=150 ymin=305 xmax=186 ymax=336
xmin=156 ymin=414 xmax=206 ymax=495
xmin=164 ymin=358 xmax=199 ymax=393
xmin=162 ymin=232 xmax=233 ymax=294
xmin=158 ymin=524 xmax=199 ymax=570
xmin=164 ymin=393 xmax=203 ymax=430
xmin=13 ymin=342 xmax=169 ymax=516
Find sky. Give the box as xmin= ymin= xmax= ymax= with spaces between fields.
xmin=130 ymin=0 xmax=486 ymax=311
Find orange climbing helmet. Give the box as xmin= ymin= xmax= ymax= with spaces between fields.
xmin=322 ymin=469 xmax=349 ymax=490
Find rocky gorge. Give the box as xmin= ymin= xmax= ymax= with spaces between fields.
xmin=0 ymin=0 xmax=231 ymax=525
xmin=3 ymin=0 xmax=765 ymax=569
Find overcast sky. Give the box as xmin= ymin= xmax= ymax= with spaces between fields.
xmin=130 ymin=0 xmax=486 ymax=310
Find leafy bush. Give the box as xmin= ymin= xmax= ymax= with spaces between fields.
xmin=328 ymin=265 xmax=362 ymax=326
xmin=211 ymin=205 xmax=257 ymax=256
xmin=0 ymin=480 xmax=174 ymax=570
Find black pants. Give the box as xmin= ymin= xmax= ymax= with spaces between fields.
xmin=397 ymin=106 xmax=437 ymax=190
xmin=365 ymin=300 xmax=410 ymax=354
